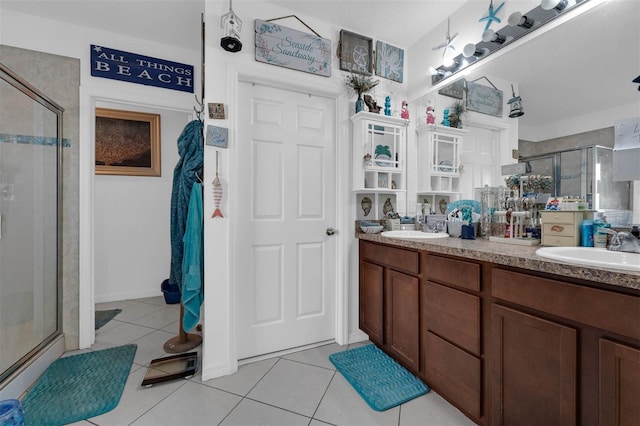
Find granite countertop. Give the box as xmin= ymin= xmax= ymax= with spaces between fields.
xmin=357 ymin=232 xmax=640 ymax=291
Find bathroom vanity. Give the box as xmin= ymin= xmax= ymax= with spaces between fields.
xmin=358 ymin=234 xmax=639 ymax=426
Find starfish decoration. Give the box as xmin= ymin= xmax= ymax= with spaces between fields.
xmin=432 ymin=18 xmax=458 ymax=59
xmin=479 ymin=0 xmax=505 ymax=31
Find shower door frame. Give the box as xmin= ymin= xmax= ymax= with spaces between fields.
xmin=0 ymin=63 xmax=64 ymax=383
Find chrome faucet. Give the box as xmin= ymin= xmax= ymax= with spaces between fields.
xmin=600 ymin=228 xmax=640 ymax=254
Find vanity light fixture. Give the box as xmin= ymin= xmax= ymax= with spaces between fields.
xmin=508 ymin=12 xmax=536 ymax=28
xmin=429 ymin=0 xmax=590 ymax=86
xmin=482 ymin=29 xmax=507 ymax=44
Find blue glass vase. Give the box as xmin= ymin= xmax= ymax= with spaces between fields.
xmin=355 ymin=94 xmax=364 ymax=113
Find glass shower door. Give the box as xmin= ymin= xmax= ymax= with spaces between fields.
xmin=0 ymin=64 xmax=62 ymax=382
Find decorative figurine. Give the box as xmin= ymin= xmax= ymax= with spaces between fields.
xmin=364 ymin=95 xmax=381 ymax=113
xmin=426 ymin=106 xmax=436 ymax=124
xmin=384 ymin=96 xmax=391 ymax=116
xmin=442 ymin=108 xmax=450 ymax=127
xmin=400 ymin=101 xmax=410 ymax=119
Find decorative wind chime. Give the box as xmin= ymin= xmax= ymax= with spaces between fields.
xmin=212 ymin=151 xmax=224 ymax=218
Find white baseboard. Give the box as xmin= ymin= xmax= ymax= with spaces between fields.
xmin=94 ymin=290 xmax=163 ymax=304
xmin=348 ymin=330 xmax=369 ymax=344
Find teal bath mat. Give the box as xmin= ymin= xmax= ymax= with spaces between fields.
xmin=95 ymin=308 xmax=122 ymax=330
xmin=329 ymin=344 xmax=429 ymax=411
xmin=21 ymin=344 xmax=137 ymax=425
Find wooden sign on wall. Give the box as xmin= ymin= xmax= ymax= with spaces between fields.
xmin=255 ymin=19 xmax=332 ymax=77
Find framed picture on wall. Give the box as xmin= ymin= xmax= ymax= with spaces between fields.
xmin=339 ymin=30 xmax=373 ymax=75
xmin=375 ymin=41 xmax=404 ymax=83
xmin=95 ymin=108 xmax=161 ymax=176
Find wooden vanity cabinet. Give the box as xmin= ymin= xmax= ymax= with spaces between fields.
xmin=359 ymin=240 xmax=421 ymax=373
xmin=491 ymin=268 xmax=640 ymax=426
xmin=358 ymin=239 xmax=640 ymax=426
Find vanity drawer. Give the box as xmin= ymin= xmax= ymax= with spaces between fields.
xmin=424 ymin=331 xmax=481 ymax=418
xmin=424 ymin=281 xmax=480 ymax=355
xmin=541 ymin=235 xmax=577 ymax=247
xmin=542 ymin=223 xmax=575 ymax=237
xmin=491 ymin=268 xmax=640 ymax=340
xmin=359 ymin=240 xmax=420 ymax=275
xmin=425 ymin=254 xmax=480 ymax=292
xmin=540 ymin=211 xmax=579 ymax=224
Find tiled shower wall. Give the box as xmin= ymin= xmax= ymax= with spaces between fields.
xmin=0 ymin=45 xmax=80 ymax=350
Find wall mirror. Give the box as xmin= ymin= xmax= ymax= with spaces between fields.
xmin=461 ymin=0 xmax=638 ymax=142
xmin=442 ymin=0 xmax=638 ymax=222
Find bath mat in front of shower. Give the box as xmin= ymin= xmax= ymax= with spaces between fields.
xmin=95 ymin=308 xmax=122 ymax=330
xmin=21 ymin=344 xmax=137 ymax=425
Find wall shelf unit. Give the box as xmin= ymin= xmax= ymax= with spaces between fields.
xmin=352 ymin=112 xmax=408 ymax=220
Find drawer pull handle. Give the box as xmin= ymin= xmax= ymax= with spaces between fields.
xmin=551 ymin=225 xmax=565 ymax=232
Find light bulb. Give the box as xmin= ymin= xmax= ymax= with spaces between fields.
xmin=443 ymin=55 xmax=455 ymax=67
xmin=508 ymin=12 xmax=535 ymax=28
xmin=541 ymin=0 xmax=569 ymax=11
xmin=463 ymin=43 xmax=488 ymax=58
xmin=427 ymin=66 xmax=439 ymax=76
xmin=482 ymin=29 xmax=506 ymax=44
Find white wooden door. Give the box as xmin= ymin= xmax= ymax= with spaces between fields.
xmin=460 ymin=126 xmax=501 ymax=198
xmin=236 ymin=82 xmax=337 ymax=359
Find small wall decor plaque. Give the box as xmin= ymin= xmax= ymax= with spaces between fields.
xmin=205 ymin=125 xmax=229 ymax=148
xmin=438 ymin=79 xmax=465 ymax=99
xmin=208 ymin=103 xmax=226 ymax=119
xmin=466 ymin=80 xmax=503 ymax=117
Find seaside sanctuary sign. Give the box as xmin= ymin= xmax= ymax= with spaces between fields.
xmin=91 ymin=45 xmax=194 ymax=93
xmin=254 ymin=20 xmax=331 ymax=77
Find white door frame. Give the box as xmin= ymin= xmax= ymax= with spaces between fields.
xmin=225 ymin=64 xmax=350 ymax=366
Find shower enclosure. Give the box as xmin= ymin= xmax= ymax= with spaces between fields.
xmin=0 ymin=63 xmax=63 ymax=383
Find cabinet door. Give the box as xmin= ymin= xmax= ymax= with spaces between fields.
xmin=385 ymin=269 xmax=420 ymax=372
xmin=491 ymin=304 xmax=577 ymax=426
xmin=599 ymin=339 xmax=640 ymax=426
xmin=359 ymin=260 xmax=384 ymax=345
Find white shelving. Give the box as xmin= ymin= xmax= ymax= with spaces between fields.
xmin=352 ymin=112 xmax=408 ymax=220
xmin=416 ymin=124 xmax=466 ymax=213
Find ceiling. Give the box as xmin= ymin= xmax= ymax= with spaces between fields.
xmin=0 ymin=0 xmax=464 ymax=51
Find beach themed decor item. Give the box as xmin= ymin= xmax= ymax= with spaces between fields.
xmin=255 ymin=16 xmax=331 ymax=76
xmin=401 ymin=101 xmax=410 ymax=119
xmin=212 ymin=151 xmax=224 ymax=218
xmin=345 ymin=73 xmax=379 ymax=113
xmin=375 ymin=40 xmax=404 ymax=83
xmin=221 ymin=0 xmax=243 ymax=52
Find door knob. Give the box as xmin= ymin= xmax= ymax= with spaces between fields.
xmin=326 ymin=227 xmax=336 ymax=236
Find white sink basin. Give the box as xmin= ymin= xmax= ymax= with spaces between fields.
xmin=380 ymin=230 xmax=449 ymax=239
xmin=536 ymin=247 xmax=640 ymax=273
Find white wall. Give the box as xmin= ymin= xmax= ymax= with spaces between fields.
xmin=94 ymin=102 xmax=191 ymax=303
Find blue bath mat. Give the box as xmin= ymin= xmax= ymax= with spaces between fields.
xmin=21 ymin=344 xmax=137 ymax=425
xmin=329 ymin=344 xmax=429 ymax=411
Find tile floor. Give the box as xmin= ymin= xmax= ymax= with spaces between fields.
xmin=67 ymin=296 xmax=474 ymax=425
